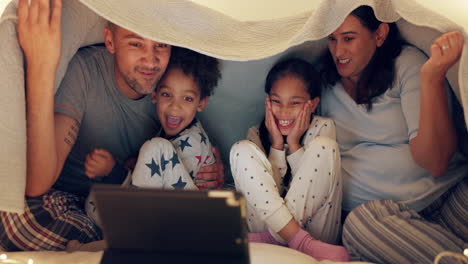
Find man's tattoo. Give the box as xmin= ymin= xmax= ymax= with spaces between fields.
xmin=64 ymin=121 xmax=79 ymax=147
xmin=64 ymin=138 xmax=72 ymax=146
xmin=67 ymin=131 xmax=76 ymax=141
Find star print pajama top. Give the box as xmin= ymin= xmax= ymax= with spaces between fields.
xmin=230 ymin=116 xmax=343 ymax=244
xmin=86 ymin=119 xmax=214 ymax=227
xmin=131 ymin=119 xmax=215 ymax=189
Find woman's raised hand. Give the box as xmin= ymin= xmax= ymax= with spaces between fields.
xmin=17 ymin=0 xmax=62 ymax=72
xmin=421 ymin=31 xmax=464 ymax=83
xmin=265 ymin=97 xmax=284 ymax=150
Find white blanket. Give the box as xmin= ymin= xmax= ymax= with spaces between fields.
xmin=0 ymin=0 xmax=466 ymax=213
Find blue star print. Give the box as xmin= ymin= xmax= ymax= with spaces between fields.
xmin=160 ymin=154 xmax=170 ymax=171
xmin=199 ymin=132 xmax=207 ymax=144
xmin=172 ymin=176 xmax=187 ymax=189
xmin=170 ymin=151 xmax=180 ymax=169
xmin=145 ymin=158 xmax=161 ymax=177
xmin=179 ymin=137 xmax=192 ymax=151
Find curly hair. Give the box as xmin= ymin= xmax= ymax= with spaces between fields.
xmin=320 ymin=5 xmax=407 ymax=111
xmin=166 ymin=47 xmax=221 ymax=99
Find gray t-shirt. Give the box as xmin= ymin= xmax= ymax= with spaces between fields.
xmin=53 ymin=46 xmax=160 ymax=197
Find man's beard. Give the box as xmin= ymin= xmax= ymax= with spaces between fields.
xmin=125 ymin=66 xmax=162 ymax=95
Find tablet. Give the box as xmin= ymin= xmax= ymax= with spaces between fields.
xmin=90 ymin=185 xmax=249 ymax=263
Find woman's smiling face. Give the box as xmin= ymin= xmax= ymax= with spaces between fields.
xmin=327 ymin=14 xmax=382 ymax=84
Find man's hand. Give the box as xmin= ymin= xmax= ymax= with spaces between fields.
xmin=84 ymin=149 xmax=116 ymax=178
xmin=17 ymin=0 xmax=62 ymax=71
xmin=195 ymin=147 xmax=225 ymax=189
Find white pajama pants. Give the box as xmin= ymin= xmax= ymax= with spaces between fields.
xmin=230 ymin=137 xmax=342 ymax=244
xmin=131 ymin=137 xmax=198 ymax=189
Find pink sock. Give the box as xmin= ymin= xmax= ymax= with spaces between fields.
xmin=288 ymin=229 xmax=350 ymax=262
xmin=248 ymin=232 xmax=282 ymax=246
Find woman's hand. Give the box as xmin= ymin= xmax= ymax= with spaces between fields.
xmin=287 ymin=100 xmax=312 ymax=153
xmin=265 ymin=97 xmax=284 ymax=150
xmin=412 ymin=31 xmax=463 ymax=177
xmin=17 ymin=0 xmax=62 ymax=72
xmin=421 ymin=31 xmax=463 ymax=84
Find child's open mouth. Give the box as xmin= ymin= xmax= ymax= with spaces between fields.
xmin=166 ymin=116 xmax=183 ymax=129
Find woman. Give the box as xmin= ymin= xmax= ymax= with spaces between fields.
xmin=320 ymin=5 xmax=467 ymax=264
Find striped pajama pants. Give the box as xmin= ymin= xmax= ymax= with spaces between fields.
xmin=342 ymin=176 xmax=467 ymax=264
xmin=0 ymin=190 xmax=102 ymax=251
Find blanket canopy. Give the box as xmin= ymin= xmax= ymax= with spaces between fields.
xmin=0 ymin=0 xmax=466 ymax=213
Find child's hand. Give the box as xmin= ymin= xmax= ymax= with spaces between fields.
xmin=287 ymin=100 xmax=313 ymax=153
xmin=265 ymin=97 xmax=284 ymax=150
xmin=84 ymin=149 xmax=116 ymax=178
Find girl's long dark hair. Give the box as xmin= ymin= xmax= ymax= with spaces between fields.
xmin=321 ymin=5 xmax=406 ymax=111
xmin=259 ymin=58 xmax=322 ymax=156
xmin=258 ymin=58 xmax=321 ymax=195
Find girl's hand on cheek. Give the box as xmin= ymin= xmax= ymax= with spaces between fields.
xmin=265 ymin=97 xmax=284 ymax=150
xmin=287 ymin=101 xmax=312 ymax=149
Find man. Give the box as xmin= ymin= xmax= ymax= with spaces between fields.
xmin=0 ymin=0 xmax=223 ymax=251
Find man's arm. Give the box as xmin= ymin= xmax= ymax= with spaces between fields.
xmin=18 ymin=0 xmax=70 ymax=196
xmin=195 ymin=147 xmax=225 ymax=189
xmin=27 ymin=113 xmax=78 ymax=197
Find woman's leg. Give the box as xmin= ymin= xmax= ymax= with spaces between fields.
xmin=342 ymin=188 xmax=467 ymax=264
xmin=438 ymin=176 xmax=468 ymax=242
xmin=285 ymin=136 xmax=342 ymax=244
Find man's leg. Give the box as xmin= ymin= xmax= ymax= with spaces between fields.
xmin=0 ymin=190 xmax=101 ymax=251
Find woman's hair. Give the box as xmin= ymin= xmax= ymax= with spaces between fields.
xmin=259 ymin=58 xmax=322 ymax=155
xmin=321 ymin=5 xmax=406 ymax=110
